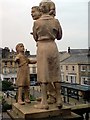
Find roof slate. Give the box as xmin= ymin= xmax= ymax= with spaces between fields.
xmin=60 ymin=53 xmax=90 ymax=64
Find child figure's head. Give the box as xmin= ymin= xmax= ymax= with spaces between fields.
xmin=39 ymin=0 xmax=56 ymax=17
xmin=16 ymin=43 xmax=25 ymax=53
xmin=31 ymin=6 xmax=42 ymax=20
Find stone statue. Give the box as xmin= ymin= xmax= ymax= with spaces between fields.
xmin=31 ymin=5 xmax=56 ymax=104
xmin=39 ymin=0 xmax=57 ymax=104
xmin=32 ymin=2 xmax=63 ymax=109
xmin=15 ymin=43 xmax=36 ymax=105
xmin=39 ymin=0 xmax=56 ymax=17
xmin=31 ymin=6 xmax=42 ymax=20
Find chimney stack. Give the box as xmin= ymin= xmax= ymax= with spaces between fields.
xmin=68 ymin=47 xmax=70 ymax=53
xmin=88 ymin=47 xmax=90 ymax=56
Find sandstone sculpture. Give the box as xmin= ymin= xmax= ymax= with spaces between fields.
xmin=32 ymin=1 xmax=63 ymax=109
xmin=15 ymin=43 xmax=36 ymax=105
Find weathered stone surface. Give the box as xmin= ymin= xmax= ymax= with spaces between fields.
xmin=7 ymin=102 xmax=82 ymax=120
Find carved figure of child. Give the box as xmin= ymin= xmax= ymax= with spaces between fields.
xmin=39 ymin=0 xmax=56 ymax=17
xmin=15 ymin=43 xmax=36 ymax=105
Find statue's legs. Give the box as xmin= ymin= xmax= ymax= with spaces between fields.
xmin=36 ymin=83 xmax=56 ymax=104
xmin=54 ymin=82 xmax=62 ymax=108
xmin=47 ymin=83 xmax=56 ymax=104
xmin=18 ymin=87 xmax=25 ymax=105
xmin=34 ymin=83 xmax=49 ymax=109
xmin=24 ymin=86 xmax=31 ymax=103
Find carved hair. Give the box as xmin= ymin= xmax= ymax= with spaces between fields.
xmin=16 ymin=43 xmax=24 ymax=53
xmin=39 ymin=0 xmax=56 ymax=16
xmin=31 ymin=6 xmax=40 ymax=12
xmin=39 ymin=2 xmax=50 ymax=13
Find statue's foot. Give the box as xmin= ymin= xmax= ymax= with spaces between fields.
xmin=18 ymin=100 xmax=25 ymax=105
xmin=36 ymin=96 xmax=56 ymax=104
xmin=25 ymin=99 xmax=31 ymax=103
xmin=47 ymin=96 xmax=56 ymax=104
xmin=36 ymin=97 xmax=42 ymax=102
xmin=34 ymin=104 xmax=49 ymax=110
xmin=56 ymin=102 xmax=63 ymax=109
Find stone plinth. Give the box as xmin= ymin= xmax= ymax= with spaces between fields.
xmin=7 ymin=102 xmax=82 ymax=120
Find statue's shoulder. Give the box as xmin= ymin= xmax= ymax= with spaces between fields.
xmin=16 ymin=53 xmax=23 ymax=59
xmin=54 ymin=18 xmax=60 ymax=23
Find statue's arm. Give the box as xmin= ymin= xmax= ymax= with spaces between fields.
xmin=33 ymin=22 xmax=38 ymax=42
xmin=56 ymin=20 xmax=62 ymax=40
xmin=15 ymin=55 xmax=20 ymax=64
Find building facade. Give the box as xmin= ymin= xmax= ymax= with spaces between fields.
xmin=1 ymin=47 xmax=90 ymax=87
xmin=60 ymin=48 xmax=90 ymax=86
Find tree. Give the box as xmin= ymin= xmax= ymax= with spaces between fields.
xmin=2 ymin=47 xmax=10 ymax=58
xmin=2 ymin=81 xmax=14 ymax=91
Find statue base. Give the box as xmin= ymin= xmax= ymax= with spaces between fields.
xmin=7 ymin=102 xmax=82 ymax=120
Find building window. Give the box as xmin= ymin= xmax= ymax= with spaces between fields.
xmin=61 ymin=74 xmax=64 ymax=82
xmin=5 ymin=62 xmax=7 ymax=66
xmin=81 ymin=65 xmax=86 ymax=71
xmin=9 ymin=68 xmax=12 ymax=73
xmin=66 ymin=66 xmax=68 ymax=70
xmin=32 ymin=67 xmax=36 ymax=73
xmin=87 ymin=65 xmax=90 ymax=71
xmin=12 ymin=68 xmax=15 ymax=73
xmin=72 ymin=66 xmax=75 ymax=71
xmin=69 ymin=75 xmax=76 ymax=84
xmin=66 ymin=75 xmax=68 ymax=81
xmin=10 ymin=61 xmax=12 ymax=65
xmin=14 ymin=68 xmax=17 ymax=73
xmin=3 ymin=68 xmax=7 ymax=74
xmin=61 ymin=66 xmax=63 ymax=71
xmin=84 ymin=80 xmax=88 ymax=85
xmin=71 ymin=76 xmax=73 ymax=83
xmin=81 ymin=77 xmax=89 ymax=85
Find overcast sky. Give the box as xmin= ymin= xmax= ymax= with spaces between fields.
xmin=0 ymin=0 xmax=89 ymax=54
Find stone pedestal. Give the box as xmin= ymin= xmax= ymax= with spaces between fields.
xmin=7 ymin=102 xmax=82 ymax=120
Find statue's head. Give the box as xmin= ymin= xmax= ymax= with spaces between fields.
xmin=40 ymin=0 xmax=52 ymax=3
xmin=39 ymin=0 xmax=56 ymax=17
xmin=16 ymin=43 xmax=25 ymax=53
xmin=39 ymin=2 xmax=50 ymax=14
xmin=31 ymin=6 xmax=42 ymax=20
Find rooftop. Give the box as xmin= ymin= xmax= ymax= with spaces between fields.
xmin=60 ymin=48 xmax=90 ymax=64
xmin=61 ymin=53 xmax=90 ymax=64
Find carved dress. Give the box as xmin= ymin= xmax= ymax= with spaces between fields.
xmin=33 ymin=15 xmax=62 ymax=83
xmin=15 ymin=53 xmax=30 ymax=87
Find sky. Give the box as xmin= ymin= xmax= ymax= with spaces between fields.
xmin=0 ymin=0 xmax=89 ymax=54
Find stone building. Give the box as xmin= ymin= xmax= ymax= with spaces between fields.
xmin=1 ymin=48 xmax=17 ymax=84
xmin=60 ymin=47 xmax=90 ymax=86
xmin=1 ymin=47 xmax=90 ymax=87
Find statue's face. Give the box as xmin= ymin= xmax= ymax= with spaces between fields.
xmin=31 ymin=7 xmax=41 ymax=20
xmin=18 ymin=44 xmax=25 ymax=52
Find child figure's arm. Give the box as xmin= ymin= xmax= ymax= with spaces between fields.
xmin=15 ymin=55 xmax=20 ymax=64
